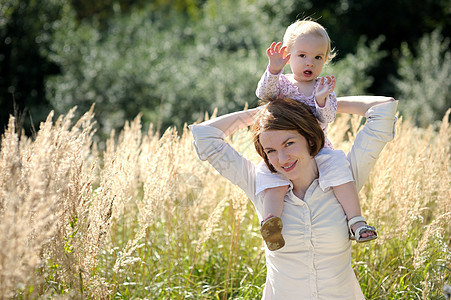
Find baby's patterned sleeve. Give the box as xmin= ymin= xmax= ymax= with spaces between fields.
xmin=255 ymin=68 xmax=281 ymax=101
xmin=315 ymin=91 xmax=338 ymax=123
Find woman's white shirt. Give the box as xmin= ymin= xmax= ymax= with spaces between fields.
xmin=189 ymin=101 xmax=398 ymax=300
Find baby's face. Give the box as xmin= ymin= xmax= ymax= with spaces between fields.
xmin=288 ymin=33 xmax=328 ymax=83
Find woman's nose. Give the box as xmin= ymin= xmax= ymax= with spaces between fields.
xmin=278 ymin=150 xmax=289 ymax=164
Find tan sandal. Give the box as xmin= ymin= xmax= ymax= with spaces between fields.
xmin=260 ymin=216 xmax=285 ymax=251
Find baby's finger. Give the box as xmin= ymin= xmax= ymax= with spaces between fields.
xmin=331 ymin=78 xmax=336 ymax=87
xmin=267 ymin=42 xmax=276 ymax=53
xmin=324 ymin=75 xmax=332 ymax=84
xmin=280 ymin=46 xmax=288 ymax=58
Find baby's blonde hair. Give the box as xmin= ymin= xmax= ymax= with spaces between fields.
xmin=282 ymin=19 xmax=336 ymax=63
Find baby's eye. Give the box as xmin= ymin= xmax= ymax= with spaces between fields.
xmin=315 ymin=55 xmax=323 ymax=60
xmin=299 ymin=54 xmax=306 ymax=58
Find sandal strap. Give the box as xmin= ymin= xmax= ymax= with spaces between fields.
xmin=354 ymin=224 xmax=377 ymax=241
xmin=347 ymin=216 xmax=367 ymax=231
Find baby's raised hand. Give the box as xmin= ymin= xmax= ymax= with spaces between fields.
xmin=315 ymin=76 xmax=336 ymax=107
xmin=266 ymin=42 xmax=291 ymax=75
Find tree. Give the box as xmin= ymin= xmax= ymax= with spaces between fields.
xmin=291 ymin=0 xmax=451 ymax=95
xmin=392 ymin=30 xmax=451 ymax=126
xmin=0 ymin=0 xmax=64 ymax=134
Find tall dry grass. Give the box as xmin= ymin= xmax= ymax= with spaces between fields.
xmin=0 ymin=107 xmax=449 ymax=299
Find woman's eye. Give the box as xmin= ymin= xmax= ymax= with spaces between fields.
xmin=286 ymin=141 xmax=293 ymax=147
xmin=266 ymin=149 xmax=275 ymax=154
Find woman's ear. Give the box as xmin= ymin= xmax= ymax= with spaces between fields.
xmin=308 ymin=139 xmax=316 ymax=155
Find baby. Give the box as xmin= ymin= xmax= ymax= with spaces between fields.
xmin=256 ymin=19 xmax=377 ymax=251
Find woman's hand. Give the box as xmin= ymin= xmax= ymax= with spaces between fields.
xmin=199 ymin=107 xmax=261 ymax=136
xmin=267 ymin=42 xmax=291 ymax=75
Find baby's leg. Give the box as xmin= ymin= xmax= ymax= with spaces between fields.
xmin=332 ymin=183 xmax=375 ymax=239
xmin=263 ymin=185 xmax=289 ymax=221
xmin=261 ymin=185 xmax=288 ymax=251
xmin=315 ymin=148 xmax=377 ymax=242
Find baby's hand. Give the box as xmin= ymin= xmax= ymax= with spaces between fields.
xmin=315 ymin=76 xmax=336 ymax=107
xmin=266 ymin=42 xmax=291 ymax=75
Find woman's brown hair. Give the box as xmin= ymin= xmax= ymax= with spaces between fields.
xmin=252 ymin=98 xmax=325 ymax=173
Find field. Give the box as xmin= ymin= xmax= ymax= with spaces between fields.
xmin=0 ymin=106 xmax=449 ymax=299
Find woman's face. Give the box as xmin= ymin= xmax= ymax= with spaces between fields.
xmin=259 ymin=129 xmax=316 ymax=182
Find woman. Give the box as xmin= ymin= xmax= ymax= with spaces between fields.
xmin=189 ymin=96 xmax=397 ymax=299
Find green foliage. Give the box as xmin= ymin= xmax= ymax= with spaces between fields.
xmin=44 ymin=0 xmax=389 ymax=136
xmin=46 ymin=0 xmax=291 ymax=136
xmin=70 ymin=0 xmax=147 ymax=23
xmin=391 ymin=30 xmax=451 ymax=127
xmin=324 ymin=36 xmax=386 ymax=96
xmin=47 ymin=6 xmax=167 ymax=135
xmin=3 ymin=0 xmax=451 ymax=135
xmin=295 ymin=0 xmax=451 ymax=95
xmin=106 ymin=205 xmax=267 ymax=299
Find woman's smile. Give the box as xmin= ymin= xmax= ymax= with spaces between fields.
xmin=281 ymin=160 xmax=297 ymax=172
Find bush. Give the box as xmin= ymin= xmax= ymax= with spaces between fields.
xmin=324 ymin=36 xmax=386 ymax=96
xmin=46 ymin=0 xmax=290 ymax=136
xmin=46 ymin=0 xmax=387 ymax=137
xmin=391 ymin=30 xmax=451 ymax=127
xmin=0 ymin=0 xmax=64 ymax=134
xmin=47 ymin=0 xmax=448 ymax=136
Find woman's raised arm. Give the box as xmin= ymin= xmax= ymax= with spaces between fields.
xmin=189 ymin=107 xmax=261 ymax=203
xmin=198 ymin=107 xmax=260 ymax=136
xmin=346 ymin=100 xmax=398 ymax=191
xmin=337 ymin=96 xmax=395 ymax=116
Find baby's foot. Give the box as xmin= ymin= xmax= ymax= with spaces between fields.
xmin=351 ymin=221 xmax=375 ymax=238
xmin=261 ymin=216 xmax=285 ymax=251
xmin=348 ymin=216 xmax=378 ymax=243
